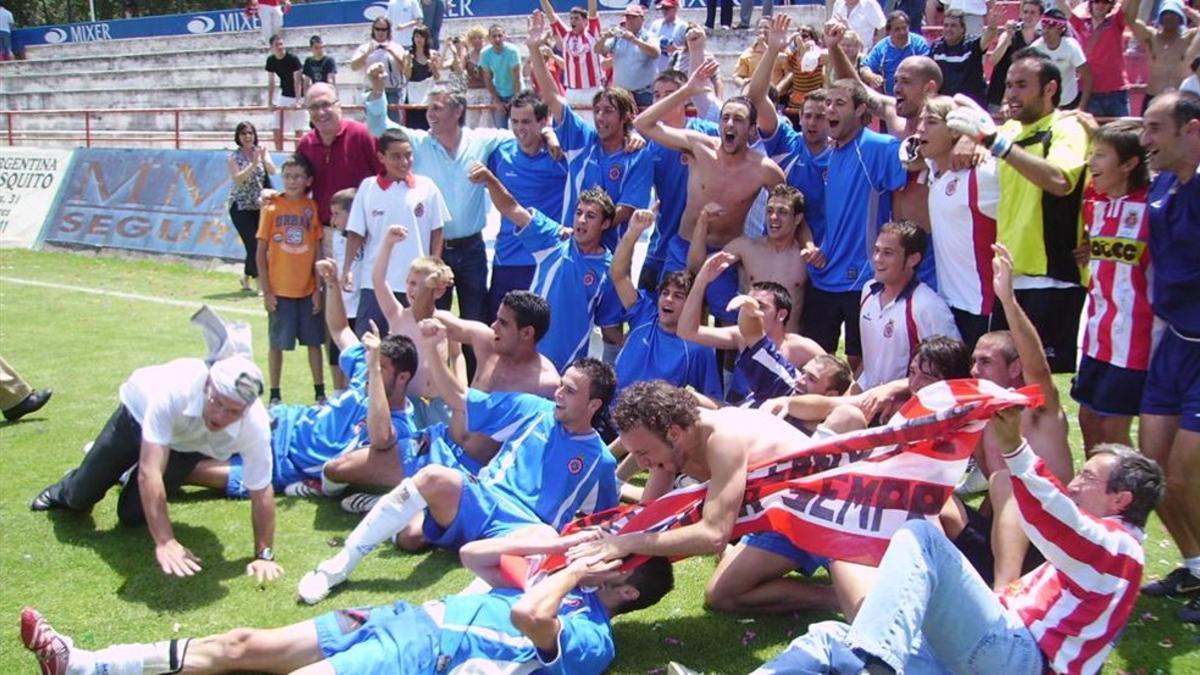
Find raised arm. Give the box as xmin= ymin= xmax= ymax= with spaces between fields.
xmin=510 ymin=555 xmax=620 ymax=658
xmin=415 ymin=318 xmax=468 ymax=412
xmin=1185 ymin=7 xmax=1200 ymax=66
xmin=612 ymin=209 xmax=654 ymax=309
xmin=525 ymin=11 xmax=566 ymax=123
xmin=372 ymin=225 xmax=409 ymax=329
xmin=1122 ymin=0 xmax=1141 ymax=29
xmin=1076 ymin=61 xmax=1093 ymax=113
xmin=991 ymin=244 xmax=1059 ymax=416
xmin=633 ymin=59 xmax=721 ymax=152
xmin=467 ymin=162 xmax=533 ymax=227
xmin=316 ymin=259 xmax=358 ymax=351
xmin=433 ymin=308 xmax=497 ymax=354
xmin=460 ymin=529 xmax=598 ymax=587
xmin=948 ymin=95 xmax=1077 ymax=196
xmin=749 ymin=15 xmax=792 ymax=138
xmin=677 ymin=252 xmax=745 ymax=351
xmin=981 ymin=3 xmax=1000 ymax=48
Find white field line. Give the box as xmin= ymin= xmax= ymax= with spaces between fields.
xmin=0 ymin=276 xmax=265 ymax=318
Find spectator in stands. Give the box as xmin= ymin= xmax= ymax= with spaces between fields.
xmin=706 ymin=0 xmax=734 ymax=31
xmin=862 ymin=11 xmax=930 ymax=95
xmin=986 ymin=0 xmax=1042 ymax=112
xmin=302 ymin=36 xmax=337 ymax=95
xmin=480 ymin=24 xmax=523 ymax=128
xmin=930 ymin=7 xmax=998 ymax=105
xmin=1130 ymin=1 xmax=1198 ymax=113
xmin=597 ymin=4 xmax=660 ymax=109
xmin=541 ymin=0 xmax=605 ymax=121
xmin=651 ymin=0 xmax=687 ymax=72
xmin=256 ymin=0 xmax=288 ymax=46
xmin=732 ymin=19 xmax=789 ymax=93
xmin=387 ymin=0 xmax=423 ymax=51
xmin=0 ymin=355 xmax=51 ymax=423
xmin=350 ymin=17 xmax=408 ymax=124
xmin=738 ymin=0 xmax=773 ymax=33
xmin=421 ymin=0 xmax=445 ymax=49
xmin=1056 ymin=0 xmax=1141 ymax=117
xmin=226 ymin=121 xmax=277 ymax=293
xmin=265 ymin=34 xmax=305 ymax=146
xmin=460 ymin=26 xmax=491 ymax=128
xmin=0 ymin=0 xmax=13 ymax=62
xmin=781 ymin=25 xmax=825 ymax=112
xmin=404 ymin=26 xmax=440 ymax=130
xmin=831 ymin=0 xmax=887 ymax=50
xmin=1183 ymin=55 xmax=1200 ymax=95
xmin=523 ymin=42 xmax=567 ymax=99
xmin=1031 ymin=9 xmax=1090 ymax=110
xmin=675 ymin=24 xmax=724 ymax=101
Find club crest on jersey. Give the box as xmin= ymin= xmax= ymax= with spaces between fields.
xmin=562 ymin=595 xmax=584 ymax=608
xmin=1124 ymin=210 xmax=1140 ymax=227
xmin=609 ymin=164 xmax=622 ymax=181
xmin=583 ymin=271 xmax=596 ymax=287
xmin=883 ymin=319 xmax=895 ymax=338
xmin=371 ymin=209 xmax=386 ymax=217
xmin=286 ymin=225 xmax=305 ymax=245
xmin=414 ymin=203 xmax=425 ymax=218
xmin=567 ymin=457 xmax=584 ymax=474
xmin=945 ymin=178 xmax=958 ymax=196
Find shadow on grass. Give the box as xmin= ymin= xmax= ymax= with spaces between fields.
xmin=48 ymin=512 xmax=241 ymax=612
xmin=202 ymin=291 xmax=259 ymax=301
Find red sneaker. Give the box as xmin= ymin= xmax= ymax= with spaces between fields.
xmin=20 ymin=608 xmax=70 ymax=675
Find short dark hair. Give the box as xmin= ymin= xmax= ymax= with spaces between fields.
xmin=380 ymin=334 xmax=419 ymax=376
xmin=331 ymin=187 xmax=357 ymax=212
xmin=913 ymin=336 xmax=972 ymax=380
xmin=567 ymin=357 xmax=618 ymax=409
xmin=281 ymin=152 xmax=314 ymax=178
xmin=830 ymin=77 xmax=871 ymax=110
xmin=1090 ymin=444 xmax=1164 ymax=528
xmin=658 ymin=270 xmax=695 ymax=295
xmin=613 ymin=380 xmax=700 ymax=443
xmin=1094 ymin=120 xmax=1150 ymax=192
xmin=269 ymin=33 xmax=283 ymax=46
xmin=309 ymin=34 xmax=323 ymax=46
xmin=750 ymin=281 xmax=793 ymax=324
xmin=880 ymin=220 xmax=928 ymax=260
xmin=500 ymin=291 xmax=552 ymax=342
xmin=233 ymin=120 xmax=259 ymax=148
xmin=578 ymin=187 xmax=617 ymax=222
xmin=812 ymin=354 xmax=853 ymax=395
xmin=886 ymin=10 xmax=910 ymax=30
xmin=943 ymin=8 xmax=967 ymax=28
xmin=768 ymin=183 xmax=806 ymax=218
xmin=612 ymin=557 xmax=675 ymax=615
xmin=722 ymin=96 xmax=759 ymax=127
xmin=1011 ymin=46 xmax=1063 ymax=107
xmin=510 ymin=90 xmax=550 ymax=122
xmin=1021 ymin=0 xmax=1045 ymax=12
xmin=377 ymin=128 xmax=412 ymax=154
xmin=1161 ymin=90 xmax=1200 ymax=130
xmin=654 ymin=69 xmax=688 ymax=87
xmin=804 ymin=89 xmax=828 ymax=107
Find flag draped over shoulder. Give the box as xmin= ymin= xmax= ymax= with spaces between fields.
xmin=515 ymin=379 xmax=1042 ymax=582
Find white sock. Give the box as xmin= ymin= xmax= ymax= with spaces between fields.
xmin=322 ymin=478 xmax=427 ymax=576
xmin=1184 ymin=556 xmax=1200 ymax=578
xmin=321 ymin=470 xmax=348 ymax=497
xmin=79 ymin=640 xmax=160 ymax=675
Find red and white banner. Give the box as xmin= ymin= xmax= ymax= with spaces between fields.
xmin=517 ymin=379 xmax=1042 ymax=581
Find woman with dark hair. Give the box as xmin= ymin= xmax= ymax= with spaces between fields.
xmin=405 ymin=25 xmax=441 ymax=130
xmin=226 ymin=121 xmax=277 ymax=292
xmin=350 ymin=16 xmax=407 ymax=123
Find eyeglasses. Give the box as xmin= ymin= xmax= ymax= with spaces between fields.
xmin=306 ymin=100 xmax=339 ymax=112
xmin=206 ymin=394 xmax=247 ymax=417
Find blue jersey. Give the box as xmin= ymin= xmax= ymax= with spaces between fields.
xmin=557 ymin=105 xmax=654 ymax=251
xmin=614 ymin=291 xmax=722 ymax=399
xmin=519 ymin=209 xmax=624 ymax=372
xmin=467 ymin=389 xmax=618 ymax=530
xmin=398 ymin=422 xmax=483 ymax=478
xmin=646 ymin=118 xmax=720 ymax=268
xmin=759 ymin=115 xmax=830 ymax=250
xmin=732 ymin=335 xmax=799 ymax=406
xmin=488 ymin=138 xmax=570 ymax=268
xmin=814 ymin=128 xmax=906 ymax=293
xmin=1148 ymin=171 xmax=1200 ymax=337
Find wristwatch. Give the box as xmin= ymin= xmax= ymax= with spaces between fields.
xmin=256 ymin=547 xmax=275 ymax=562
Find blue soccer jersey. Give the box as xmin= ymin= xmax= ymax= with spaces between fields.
xmin=614 ymin=291 xmax=722 ymax=399
xmin=467 ymin=389 xmax=619 ymax=531
xmin=557 ymin=105 xmax=654 ymax=251
xmin=813 ymin=128 xmax=906 ymax=293
xmin=759 ymin=115 xmax=831 ymax=250
xmin=731 ymin=335 xmax=799 ymax=406
xmin=1148 ymin=171 xmax=1200 ymax=337
xmin=488 ymin=138 xmax=570 ymax=268
xmin=646 ymin=118 xmax=720 ymax=270
xmin=518 ymin=209 xmax=624 ymax=372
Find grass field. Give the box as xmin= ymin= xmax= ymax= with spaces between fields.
xmin=0 ymin=247 xmax=1196 ymax=674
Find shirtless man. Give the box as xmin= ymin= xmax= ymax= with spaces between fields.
xmin=1131 ymin=2 xmax=1198 ymax=112
xmin=688 ymin=185 xmax=819 ymax=333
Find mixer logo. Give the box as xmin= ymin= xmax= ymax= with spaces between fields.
xmin=43 ymin=28 xmax=69 ymax=44
xmin=186 ymin=16 xmax=216 ymax=33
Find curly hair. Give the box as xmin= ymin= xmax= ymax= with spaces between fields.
xmin=612 ymin=380 xmax=699 ymax=443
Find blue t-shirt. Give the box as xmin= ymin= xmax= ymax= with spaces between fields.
xmin=519 ymin=209 xmax=624 ymax=372
xmin=489 ymin=138 xmax=570 ymax=268
xmin=557 ymin=105 xmax=654 ymax=251
xmin=646 ymin=118 xmax=720 ymax=268
xmin=814 ymin=128 xmax=907 ymax=293
xmin=614 ymin=291 xmax=723 ymax=399
xmin=467 ymin=389 xmax=618 ymax=530
xmin=759 ymin=114 xmax=830 ymax=256
xmin=1148 ymin=171 xmax=1200 ymax=337
xmin=863 ymin=34 xmax=931 ymax=94
xmin=479 ymin=43 xmax=523 ymax=98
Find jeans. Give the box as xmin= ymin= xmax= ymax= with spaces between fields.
xmin=753 ymin=521 xmax=1045 ymax=674
xmin=740 ymin=0 xmax=774 ymax=27
xmin=435 ymin=233 xmax=489 ymax=324
xmin=1086 ymin=90 xmax=1130 ymax=117
xmin=491 ymin=94 xmax=513 ymax=129
xmin=706 ymin=0 xmax=733 ymax=28
xmin=421 ymin=0 xmax=444 ymax=49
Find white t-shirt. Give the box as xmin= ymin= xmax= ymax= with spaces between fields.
xmin=1181 ymin=74 xmax=1200 ymax=95
xmin=947 ymin=0 xmax=988 ymax=16
xmin=858 ymin=280 xmax=961 ymax=390
xmin=926 ymin=158 xmax=1000 ymax=314
xmin=1031 ymin=37 xmax=1087 ymax=104
xmin=119 ymin=358 xmax=272 ymax=491
xmin=832 ymin=0 xmax=887 ymax=50
xmin=346 ymin=174 xmax=448 ymax=292
xmin=387 ymin=0 xmax=423 ymax=49
xmin=0 ymin=8 xmax=13 ymax=32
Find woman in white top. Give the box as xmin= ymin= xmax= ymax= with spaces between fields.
xmin=1031 ymin=9 xmax=1091 ymax=110
xmin=350 ymin=17 xmax=408 ymax=124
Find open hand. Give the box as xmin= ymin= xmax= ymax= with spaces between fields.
xmin=156 ymin=540 xmax=202 ymax=577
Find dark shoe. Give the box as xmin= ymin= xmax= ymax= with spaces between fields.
xmin=1142 ymin=566 xmax=1200 ymax=597
xmin=1180 ymin=595 xmax=1200 ymax=623
xmin=29 ymin=487 xmax=64 ymax=512
xmin=4 ymin=389 xmax=52 ymax=422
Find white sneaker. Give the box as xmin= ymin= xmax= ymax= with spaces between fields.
xmin=81 ymin=442 xmax=93 ymax=455
xmin=954 ymin=458 xmax=989 ymax=496
xmin=297 ymin=564 xmax=347 ymax=605
xmin=284 ymin=480 xmax=324 ymax=498
xmin=667 ymin=663 xmax=701 ymax=675
xmin=341 ymin=493 xmax=381 ymax=514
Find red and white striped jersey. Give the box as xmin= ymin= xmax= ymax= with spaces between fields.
xmin=1000 ymin=444 xmax=1145 ymax=675
xmin=551 ymin=17 xmax=604 ymax=90
xmin=1081 ymin=185 xmax=1161 ymax=370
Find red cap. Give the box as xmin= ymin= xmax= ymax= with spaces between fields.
xmin=657 ymin=0 xmax=679 ymax=8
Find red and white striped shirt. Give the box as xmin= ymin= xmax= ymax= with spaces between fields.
xmin=551 ymin=16 xmax=604 ymax=90
xmin=1081 ymin=185 xmax=1162 ymax=370
xmin=1000 ymin=443 xmax=1145 ymax=675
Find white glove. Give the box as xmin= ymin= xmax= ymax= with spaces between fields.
xmin=946 ymin=93 xmax=996 ymax=141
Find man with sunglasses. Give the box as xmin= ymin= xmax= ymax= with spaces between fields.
xmin=29 ymin=355 xmax=281 ymax=583
xmin=1054 ymin=0 xmax=1141 ymax=116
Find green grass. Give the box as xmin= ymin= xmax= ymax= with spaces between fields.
xmin=0 ymin=248 xmax=1196 ymax=674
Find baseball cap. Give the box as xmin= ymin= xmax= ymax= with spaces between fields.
xmin=209 ymin=355 xmax=264 ymax=406
xmin=657 ymin=0 xmax=679 ymax=7
xmin=625 ymin=3 xmax=647 ymax=16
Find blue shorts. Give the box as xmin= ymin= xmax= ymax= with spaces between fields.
xmin=488 ymin=264 xmax=536 ymax=323
xmin=742 ymin=532 xmax=829 ymax=576
xmin=663 ymin=234 xmax=739 ymax=323
xmin=399 ymin=423 xmax=483 ymax=478
xmin=1070 ymin=355 xmax=1147 ymax=417
xmin=227 ymin=404 xmax=310 ymax=497
xmin=268 ymin=296 xmax=326 ymax=350
xmin=422 ymin=476 xmax=542 ymax=550
xmin=313 ymin=601 xmax=440 ymax=675
xmin=1141 ymin=328 xmax=1200 ymax=432
xmin=408 ymin=395 xmax=452 ymax=429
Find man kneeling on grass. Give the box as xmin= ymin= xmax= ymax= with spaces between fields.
xmin=21 ymin=532 xmax=674 ymax=675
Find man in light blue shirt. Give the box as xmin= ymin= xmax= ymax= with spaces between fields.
xmin=649 ymin=0 xmax=687 ymax=71
xmin=479 ymin=24 xmax=523 ymax=128
xmin=598 ymin=4 xmax=661 ymax=108
xmin=862 ymin=11 xmax=930 ymax=95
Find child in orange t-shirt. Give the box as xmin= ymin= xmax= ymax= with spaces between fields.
xmin=256 ymin=154 xmax=325 ymax=405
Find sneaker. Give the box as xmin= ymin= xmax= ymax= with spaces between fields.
xmin=315 ymin=395 xmax=328 ymax=407
xmin=81 ymin=441 xmax=93 ymax=455
xmin=341 ymin=493 xmax=381 ymax=514
xmin=269 ymin=397 xmax=282 ymax=407
xmin=1142 ymin=566 xmax=1200 ymax=597
xmin=1180 ymin=594 xmax=1200 ymax=623
xmin=29 ymin=488 xmax=64 ymax=513
xmin=954 ymin=458 xmax=989 ymax=496
xmin=20 ymin=607 xmax=71 ymax=675
xmin=667 ymin=663 xmax=701 ymax=675
xmin=284 ymin=479 xmax=324 ymax=498
xmin=297 ymin=564 xmax=347 ymax=605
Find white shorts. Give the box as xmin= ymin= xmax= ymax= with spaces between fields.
xmin=565 ymin=86 xmax=602 ymax=122
xmin=259 ymin=4 xmax=284 ymax=44
xmin=465 ymin=87 xmax=493 ymax=128
xmin=273 ymin=95 xmax=308 ymax=133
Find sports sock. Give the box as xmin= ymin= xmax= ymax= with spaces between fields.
xmin=1185 ymin=556 xmax=1200 ymax=578
xmin=320 ymin=469 xmax=348 ymax=497
xmin=269 ymin=388 xmax=282 ymax=402
xmin=314 ymin=384 xmax=326 ymax=400
xmin=83 ymin=638 xmax=188 ymax=675
xmin=601 ymin=341 xmax=620 ymax=366
xmin=321 ymin=478 xmax=427 ymax=577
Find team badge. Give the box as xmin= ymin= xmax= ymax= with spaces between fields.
xmin=567 ymin=457 xmax=584 ymax=475
xmin=583 ymin=271 xmax=596 ymax=287
xmin=945 ymin=177 xmax=958 ymax=196
xmin=609 ymin=164 xmax=622 ymax=181
xmin=883 ymin=319 xmax=894 ymax=338
xmin=414 ymin=203 xmax=425 ymax=218
xmin=562 ymin=595 xmax=583 ymax=608
xmin=285 ymin=225 xmax=305 ymax=245
xmin=1124 ymin=211 xmax=1139 ymax=227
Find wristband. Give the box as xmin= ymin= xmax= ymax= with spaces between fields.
xmin=989 ymin=134 xmax=1013 ymax=160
